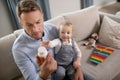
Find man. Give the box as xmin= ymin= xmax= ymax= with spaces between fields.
xmin=12 ymin=0 xmax=85 ymax=80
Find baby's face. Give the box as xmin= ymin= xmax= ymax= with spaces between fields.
xmin=59 ymin=25 xmax=72 ymax=42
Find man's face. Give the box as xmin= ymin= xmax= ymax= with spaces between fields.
xmin=20 ymin=10 xmax=44 ymax=40
xmin=59 ymin=25 xmax=72 ymax=42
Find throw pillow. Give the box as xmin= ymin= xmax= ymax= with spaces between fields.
xmin=98 ymin=16 xmax=120 ymax=49
xmin=116 ymin=11 xmax=120 ymax=17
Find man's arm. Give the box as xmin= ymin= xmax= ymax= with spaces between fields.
xmin=13 ymin=47 xmax=57 ymax=80
xmin=13 ymin=49 xmax=43 ymax=80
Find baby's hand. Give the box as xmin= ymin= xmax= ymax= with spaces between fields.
xmin=41 ymin=41 xmax=50 ymax=47
xmin=73 ymin=61 xmax=80 ymax=69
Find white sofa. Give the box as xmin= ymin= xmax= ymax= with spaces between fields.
xmin=0 ymin=6 xmax=120 ymax=80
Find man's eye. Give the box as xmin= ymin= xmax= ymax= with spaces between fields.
xmin=27 ymin=24 xmax=33 ymax=27
xmin=36 ymin=21 xmax=40 ymax=24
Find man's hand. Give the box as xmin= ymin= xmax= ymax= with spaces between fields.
xmin=36 ymin=53 xmax=57 ymax=79
xmin=74 ymin=66 xmax=84 ymax=80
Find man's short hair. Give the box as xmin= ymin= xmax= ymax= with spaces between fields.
xmin=16 ymin=0 xmax=42 ymax=18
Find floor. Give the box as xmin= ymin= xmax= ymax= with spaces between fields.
xmin=99 ymin=2 xmax=120 ymax=15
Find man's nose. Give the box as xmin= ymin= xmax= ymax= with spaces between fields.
xmin=33 ymin=25 xmax=39 ymax=32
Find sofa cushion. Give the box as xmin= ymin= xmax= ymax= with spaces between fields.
xmin=0 ymin=34 xmax=22 ymax=80
xmin=62 ymin=6 xmax=100 ymax=42
xmin=78 ymin=42 xmax=120 ymax=80
xmin=99 ymin=16 xmax=120 ymax=49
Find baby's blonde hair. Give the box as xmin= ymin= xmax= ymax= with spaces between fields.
xmin=60 ymin=21 xmax=72 ymax=28
xmin=59 ymin=21 xmax=73 ymax=31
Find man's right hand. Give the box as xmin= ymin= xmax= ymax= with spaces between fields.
xmin=36 ymin=53 xmax=57 ymax=79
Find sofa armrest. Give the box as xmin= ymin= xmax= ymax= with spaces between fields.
xmin=0 ymin=33 xmax=23 ymax=80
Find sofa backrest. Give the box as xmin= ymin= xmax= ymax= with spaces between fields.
xmin=46 ymin=15 xmax=65 ymax=29
xmin=47 ymin=6 xmax=100 ymax=42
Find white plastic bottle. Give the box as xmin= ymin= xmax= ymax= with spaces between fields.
xmin=38 ymin=46 xmax=48 ymax=63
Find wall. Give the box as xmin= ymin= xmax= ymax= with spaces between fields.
xmin=0 ymin=0 xmax=117 ymax=38
xmin=49 ymin=0 xmax=81 ymax=18
xmin=94 ymin=0 xmax=116 ymax=7
xmin=49 ymin=0 xmax=116 ymax=18
xmin=0 ymin=0 xmax=13 ymax=38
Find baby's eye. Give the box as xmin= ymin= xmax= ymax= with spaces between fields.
xmin=67 ymin=32 xmax=70 ymax=34
xmin=61 ymin=32 xmax=65 ymax=34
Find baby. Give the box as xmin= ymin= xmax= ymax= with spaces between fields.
xmin=41 ymin=21 xmax=82 ymax=80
